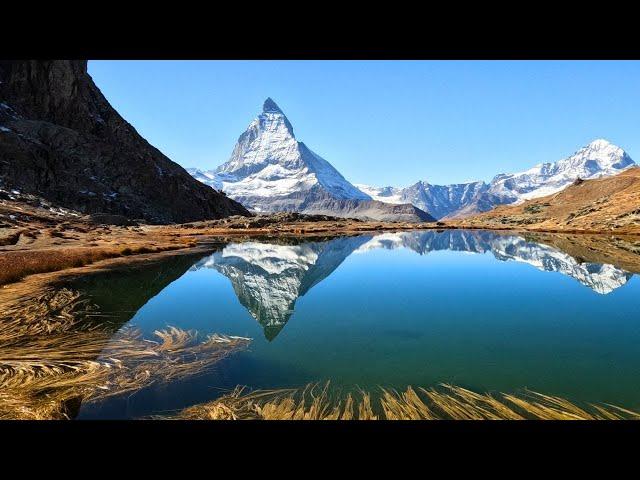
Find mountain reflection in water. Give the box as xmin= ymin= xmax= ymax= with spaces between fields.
xmin=192 ymin=230 xmax=633 ymax=340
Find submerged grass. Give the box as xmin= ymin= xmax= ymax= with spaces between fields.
xmin=0 ymin=288 xmax=102 ymax=339
xmin=0 ymin=327 xmax=250 ymax=420
xmin=169 ymin=382 xmax=640 ymax=421
xmin=3 ymin=288 xmax=640 ymax=421
xmin=0 ymin=288 xmax=251 ymax=420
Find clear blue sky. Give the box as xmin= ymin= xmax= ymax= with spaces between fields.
xmin=89 ymin=60 xmax=640 ymax=186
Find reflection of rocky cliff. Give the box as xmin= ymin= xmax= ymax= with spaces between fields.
xmin=194 ymin=236 xmax=371 ymax=340
xmin=47 ymin=251 xmax=216 ymax=420
xmin=357 ymin=230 xmax=633 ymax=294
xmin=63 ymin=251 xmax=214 ymax=331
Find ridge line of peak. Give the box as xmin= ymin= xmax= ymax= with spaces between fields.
xmin=263 ymin=97 xmax=283 ymax=113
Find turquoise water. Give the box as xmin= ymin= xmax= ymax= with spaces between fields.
xmin=76 ymin=230 xmax=640 ymax=419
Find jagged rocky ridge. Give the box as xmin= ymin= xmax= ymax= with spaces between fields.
xmin=0 ymin=60 xmax=249 ymax=223
xmin=356 ymin=139 xmax=635 ymax=219
xmin=188 ymin=98 xmax=433 ymax=223
xmin=193 ymin=231 xmax=632 ymax=339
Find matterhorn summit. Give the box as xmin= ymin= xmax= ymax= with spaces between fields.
xmin=188 ymin=99 xmax=433 ymax=222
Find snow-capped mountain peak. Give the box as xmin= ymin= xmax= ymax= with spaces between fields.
xmin=356 ymin=138 xmax=634 ymax=219
xmin=263 ymin=97 xmax=284 ymax=114
xmin=571 ymin=138 xmax=630 ymax=170
xmin=516 ymin=138 xmax=627 ymax=178
xmin=356 ymin=179 xmax=489 ymax=219
xmin=210 ymin=98 xmax=369 ymax=205
xmin=187 ymin=99 xmax=633 ymax=222
xmin=216 ymin=98 xmax=298 ymax=179
xmin=188 ymin=98 xmax=432 ymax=221
xmin=487 ymin=138 xmax=634 ymax=203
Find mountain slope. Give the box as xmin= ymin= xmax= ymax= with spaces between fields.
xmin=357 ymin=180 xmax=489 ymax=219
xmin=481 ymin=138 xmax=634 ymax=204
xmin=357 ymin=139 xmax=635 ymax=220
xmin=0 ymin=60 xmax=249 ymax=223
xmin=455 ymin=167 xmax=640 ymax=234
xmin=188 ymin=98 xmax=433 ymax=222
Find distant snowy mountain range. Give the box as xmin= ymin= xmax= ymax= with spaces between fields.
xmin=357 ymin=138 xmax=635 ymax=219
xmin=189 ymin=99 xmax=635 ymax=220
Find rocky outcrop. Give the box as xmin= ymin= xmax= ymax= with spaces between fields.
xmin=357 ymin=181 xmax=489 ymax=220
xmin=298 ymin=188 xmax=433 ymax=222
xmin=0 ymin=61 xmax=249 ymax=223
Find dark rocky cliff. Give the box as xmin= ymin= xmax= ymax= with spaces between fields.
xmin=0 ymin=60 xmax=250 ymax=223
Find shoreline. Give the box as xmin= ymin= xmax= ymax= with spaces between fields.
xmin=2 ymin=220 xmax=640 ymax=315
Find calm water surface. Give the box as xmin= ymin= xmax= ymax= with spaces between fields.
xmin=73 ymin=230 xmax=640 ymax=419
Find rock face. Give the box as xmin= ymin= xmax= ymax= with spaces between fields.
xmin=357 ymin=139 xmax=635 ymax=219
xmin=188 ymin=98 xmax=433 ymax=222
xmin=0 ymin=61 xmax=249 ymax=223
xmin=357 ymin=180 xmax=488 ymax=220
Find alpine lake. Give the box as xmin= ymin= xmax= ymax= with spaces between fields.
xmin=18 ymin=229 xmax=640 ymax=419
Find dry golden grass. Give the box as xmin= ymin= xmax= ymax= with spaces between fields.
xmin=0 ymin=248 xmax=121 ymax=285
xmin=0 ymin=244 xmax=190 ymax=286
xmin=169 ymin=382 xmax=640 ymax=421
xmin=456 ymin=166 xmax=640 ymax=234
xmin=0 ymin=287 xmax=251 ymax=420
xmin=3 ymin=287 xmax=639 ymax=421
xmin=0 ymin=327 xmax=250 ymax=420
xmin=0 ymin=288 xmax=103 ymax=339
